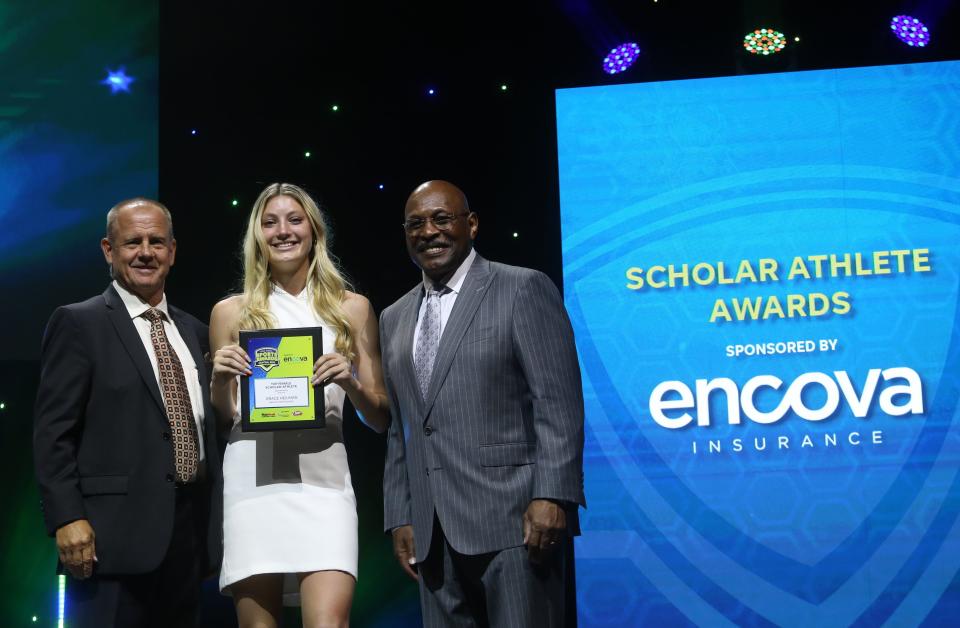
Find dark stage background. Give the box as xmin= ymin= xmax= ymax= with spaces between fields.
xmin=4 ymin=1 xmax=960 ymax=625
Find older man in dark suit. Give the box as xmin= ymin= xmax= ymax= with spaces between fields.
xmin=33 ymin=198 xmax=222 ymax=627
xmin=381 ymin=180 xmax=585 ymax=626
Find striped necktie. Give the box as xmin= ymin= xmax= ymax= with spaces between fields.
xmin=414 ymin=285 xmax=445 ymax=398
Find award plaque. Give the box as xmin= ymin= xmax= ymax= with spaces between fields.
xmin=239 ymin=327 xmax=325 ymax=431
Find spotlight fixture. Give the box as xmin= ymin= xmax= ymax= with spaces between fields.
xmin=744 ymin=28 xmax=786 ymax=55
xmin=602 ymin=43 xmax=641 ymax=75
xmin=891 ymin=15 xmax=930 ymax=47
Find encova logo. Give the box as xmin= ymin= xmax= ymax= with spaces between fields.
xmin=649 ymin=367 xmax=923 ymax=428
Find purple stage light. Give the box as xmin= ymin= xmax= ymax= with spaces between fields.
xmin=101 ymin=68 xmax=134 ymax=93
xmin=602 ymin=43 xmax=641 ymax=75
xmin=891 ymin=15 xmax=930 ymax=47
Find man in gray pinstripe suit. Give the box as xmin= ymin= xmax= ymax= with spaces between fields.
xmin=381 ymin=180 xmax=585 ymax=627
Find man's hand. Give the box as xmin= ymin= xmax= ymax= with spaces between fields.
xmin=391 ymin=525 xmax=418 ymax=581
xmin=523 ymin=499 xmax=567 ymax=565
xmin=56 ymin=519 xmax=96 ymax=579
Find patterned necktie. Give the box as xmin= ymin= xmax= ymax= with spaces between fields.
xmin=414 ymin=285 xmax=444 ymax=399
xmin=143 ymin=308 xmax=199 ymax=483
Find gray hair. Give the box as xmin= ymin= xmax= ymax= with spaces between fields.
xmin=105 ymin=197 xmax=174 ymax=243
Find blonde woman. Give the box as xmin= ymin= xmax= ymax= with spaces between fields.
xmin=210 ymin=183 xmax=389 ymax=627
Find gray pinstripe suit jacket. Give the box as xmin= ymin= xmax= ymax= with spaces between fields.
xmin=381 ymin=253 xmax=585 ymax=559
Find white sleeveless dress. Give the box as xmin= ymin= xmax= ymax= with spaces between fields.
xmin=219 ymin=286 xmax=358 ymax=606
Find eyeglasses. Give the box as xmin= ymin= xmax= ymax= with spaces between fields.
xmin=402 ymin=212 xmax=470 ymax=234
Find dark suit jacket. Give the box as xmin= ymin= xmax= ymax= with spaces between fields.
xmin=33 ymin=284 xmax=223 ymax=576
xmin=381 ymin=254 xmax=585 ymax=560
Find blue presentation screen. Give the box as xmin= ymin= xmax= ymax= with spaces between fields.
xmin=557 ymin=61 xmax=960 ymax=626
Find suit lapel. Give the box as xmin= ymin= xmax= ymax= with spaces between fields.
xmin=102 ymin=285 xmax=166 ymax=415
xmin=422 ymin=256 xmax=493 ymax=417
xmin=170 ymin=307 xmax=216 ymax=446
xmin=169 ymin=308 xmax=206 ymax=385
xmin=396 ymin=285 xmax=426 ymax=416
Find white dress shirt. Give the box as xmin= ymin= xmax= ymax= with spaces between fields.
xmin=113 ymin=281 xmax=206 ymax=461
xmin=412 ymin=248 xmax=477 ymax=359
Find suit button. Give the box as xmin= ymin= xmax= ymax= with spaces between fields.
xmin=424 ymin=426 xmax=433 ymax=436
xmin=425 ymin=467 xmax=430 ymax=476
xmin=162 ymin=432 xmax=171 ymax=441
xmin=166 ymin=473 xmax=174 ymax=483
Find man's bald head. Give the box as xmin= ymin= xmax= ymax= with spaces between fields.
xmin=404 ymin=180 xmax=470 ymax=218
xmin=105 ymin=197 xmax=173 ymax=243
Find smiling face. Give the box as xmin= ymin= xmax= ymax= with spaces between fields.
xmin=101 ymin=202 xmax=176 ymax=306
xmin=404 ymin=181 xmax=478 ymax=284
xmin=260 ymin=194 xmax=314 ymax=273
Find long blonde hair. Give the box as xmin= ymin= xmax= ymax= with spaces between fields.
xmin=238 ymin=182 xmax=355 ymax=360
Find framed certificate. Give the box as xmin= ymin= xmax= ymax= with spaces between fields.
xmin=239 ymin=327 xmax=325 ymax=431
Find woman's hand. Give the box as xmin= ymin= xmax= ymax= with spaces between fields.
xmin=312 ymin=353 xmax=357 ymax=391
xmin=212 ymin=343 xmax=251 ymax=385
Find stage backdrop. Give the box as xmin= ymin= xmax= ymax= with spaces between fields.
xmin=557 ymin=61 xmax=960 ymax=626
xmin=0 ymin=1 xmax=159 ymax=624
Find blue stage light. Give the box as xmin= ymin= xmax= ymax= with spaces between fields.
xmin=891 ymin=15 xmax=930 ymax=47
xmin=378 ymin=184 xmax=385 ymax=190
xmin=428 ymin=88 xmax=436 ymax=95
xmin=58 ymin=575 xmax=65 ymax=628
xmin=101 ymin=68 xmax=134 ymax=93
xmin=603 ymin=43 xmax=641 ymax=75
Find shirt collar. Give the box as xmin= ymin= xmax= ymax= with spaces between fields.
xmin=422 ymin=248 xmax=476 ymax=295
xmin=113 ymin=280 xmax=170 ymax=320
xmin=271 ymin=281 xmax=310 ymax=301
